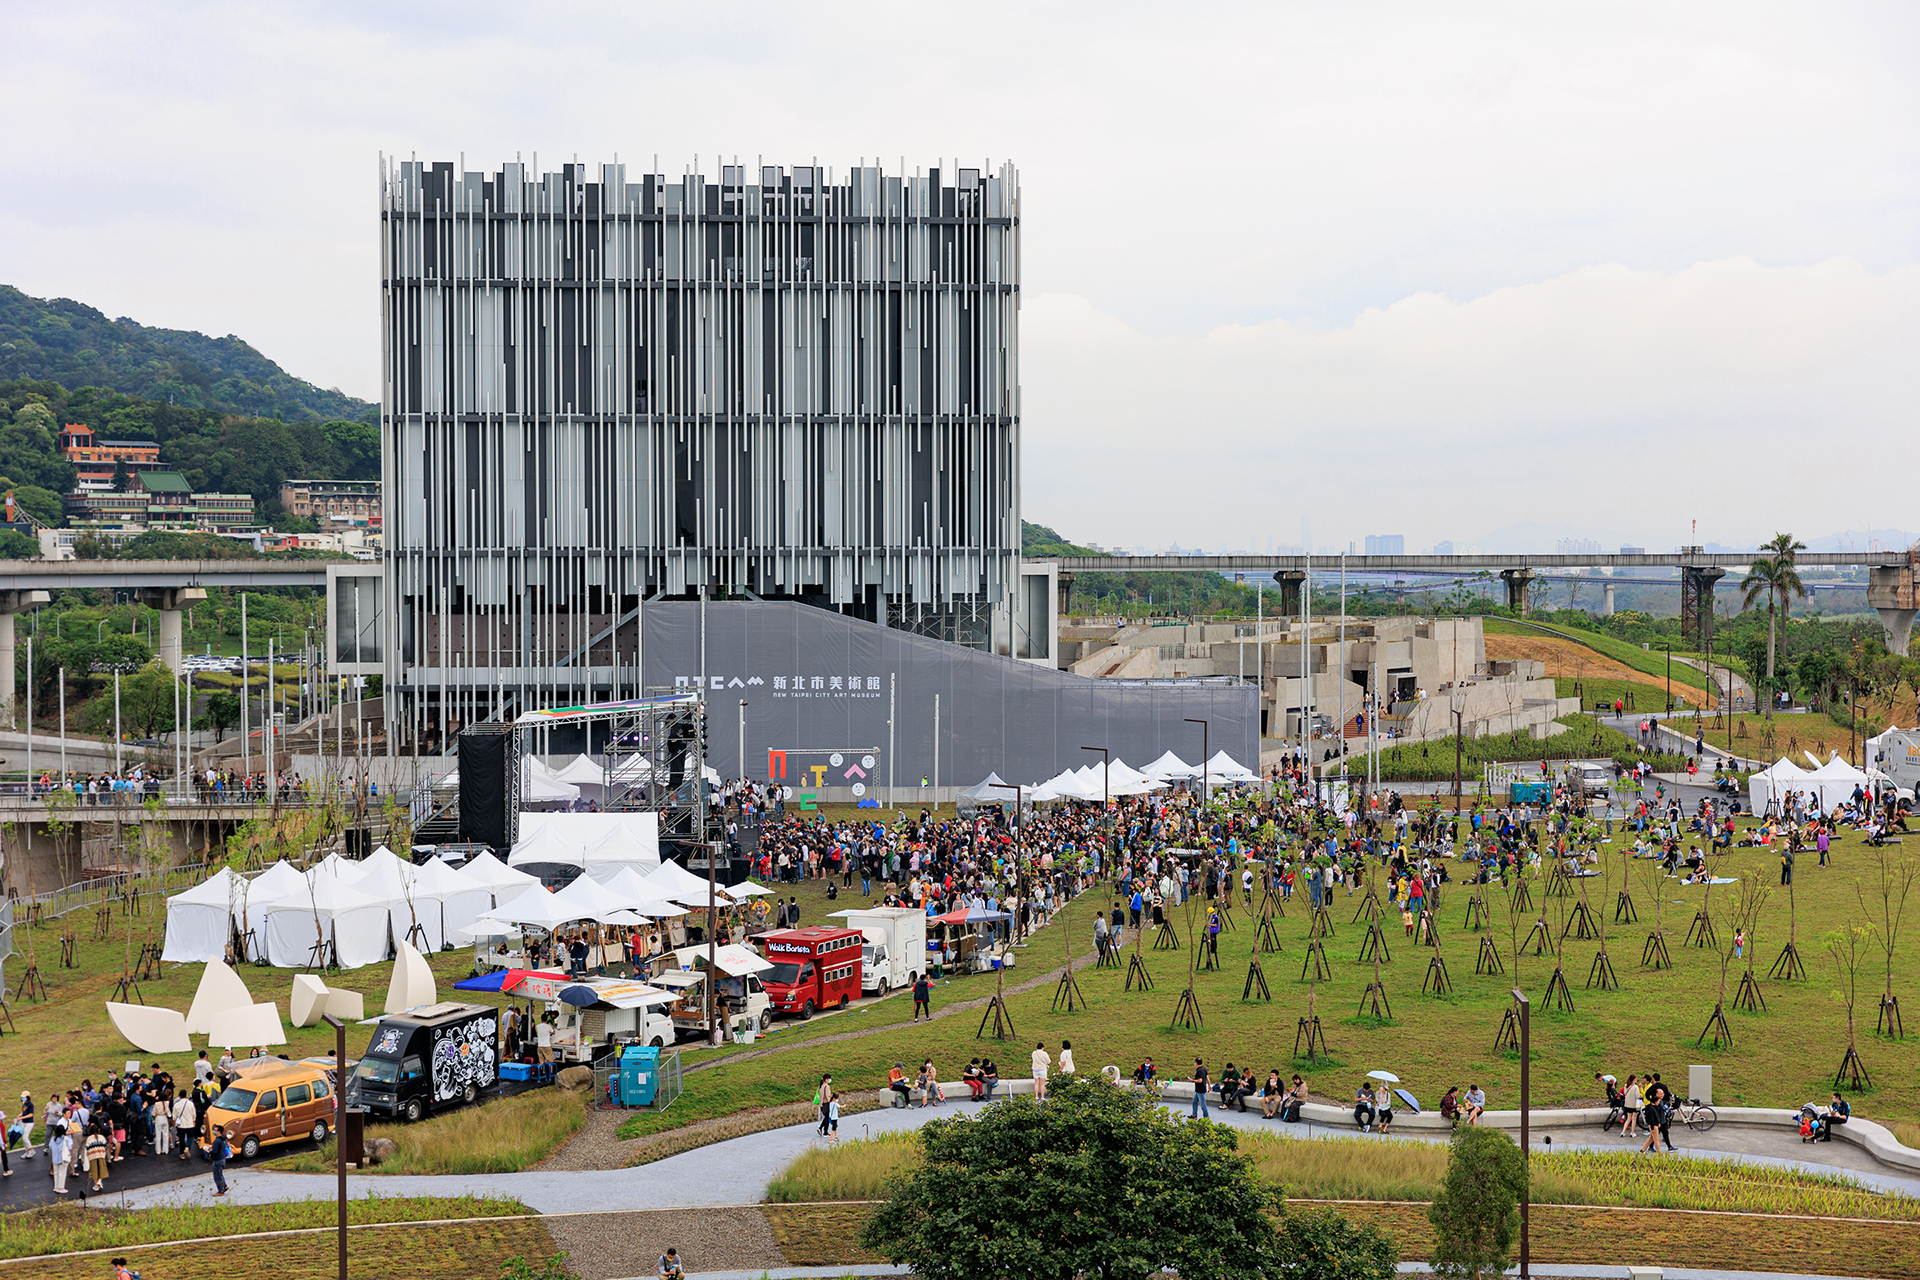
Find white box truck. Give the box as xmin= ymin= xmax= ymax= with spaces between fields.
xmin=832 ymin=906 xmax=928 ymax=997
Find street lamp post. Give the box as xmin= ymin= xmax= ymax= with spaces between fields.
xmin=320 ymin=1013 xmax=348 ymax=1280
xmin=1513 ymin=987 xmax=1531 ymax=1279
xmin=1081 ymin=745 xmax=1110 ymax=806
xmin=1185 ymin=718 xmax=1209 ymax=809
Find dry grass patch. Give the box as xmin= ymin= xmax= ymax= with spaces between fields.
xmin=0 ymin=1196 xmax=529 ymax=1261
xmin=263 ymin=1088 xmax=586 ymax=1175
xmin=0 ymin=1218 xmax=559 ymax=1280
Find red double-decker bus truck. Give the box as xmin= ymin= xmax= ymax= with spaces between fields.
xmin=758 ymin=927 xmax=863 ymax=1019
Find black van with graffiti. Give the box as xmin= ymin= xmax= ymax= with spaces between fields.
xmin=346 ymin=1002 xmax=499 ymax=1122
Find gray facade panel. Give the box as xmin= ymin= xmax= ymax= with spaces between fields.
xmin=643 ymin=602 xmax=1256 ymax=788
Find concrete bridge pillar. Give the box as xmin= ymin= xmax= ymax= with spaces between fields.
xmin=1499 ymin=568 xmax=1536 ymax=615
xmin=135 ymin=587 xmax=208 ymax=673
xmin=0 ymin=590 xmax=50 ymax=729
xmin=1600 ymin=582 xmax=1616 ymax=617
xmin=1272 ymin=570 xmax=1306 ymax=618
xmin=1057 ymin=572 xmax=1076 ymax=620
xmin=1868 ymin=559 xmax=1920 ymax=656
xmin=1680 ymin=566 xmax=1725 ymax=652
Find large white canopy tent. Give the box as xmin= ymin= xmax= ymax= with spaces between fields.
xmin=160 ymin=867 xmax=248 ymax=964
xmin=509 ymin=812 xmax=662 ymax=871
xmin=547 ymin=755 xmax=611 ymax=793
xmin=1806 ymin=757 xmax=1872 ymax=810
xmin=256 ymin=876 xmax=397 ymax=970
xmin=957 ymin=773 xmax=1012 ymax=804
xmin=1140 ymin=751 xmax=1200 ymax=781
xmin=490 ymin=884 xmax=584 ymax=932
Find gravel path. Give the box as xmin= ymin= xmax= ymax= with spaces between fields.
xmin=546 ymin=1206 xmax=785 ymax=1280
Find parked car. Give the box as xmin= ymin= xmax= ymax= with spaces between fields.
xmin=204 ymin=1059 xmax=338 ymax=1159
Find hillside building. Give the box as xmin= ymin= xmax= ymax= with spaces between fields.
xmin=58 ymin=424 xmax=162 ymax=491
xmin=63 ymin=470 xmax=255 ymax=533
xmin=280 ymin=479 xmax=381 ymax=527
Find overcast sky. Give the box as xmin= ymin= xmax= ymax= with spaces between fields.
xmin=5 ymin=2 xmax=1916 ymax=553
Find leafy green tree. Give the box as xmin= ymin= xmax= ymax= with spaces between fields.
xmin=861 ymin=1075 xmax=1286 ymax=1280
xmin=0 ymin=401 xmax=77 ymax=491
xmin=204 ymin=690 xmax=241 ymax=740
xmin=1427 ymin=1127 xmax=1528 ymax=1280
xmin=1274 ymin=1208 xmax=1400 ymax=1280
xmin=120 ymin=662 xmax=180 ymax=740
xmin=0 ymin=529 xmax=37 ymax=559
xmin=111 ymin=456 xmax=131 ymax=492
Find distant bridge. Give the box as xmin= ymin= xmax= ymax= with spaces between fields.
xmin=1037 ymin=548 xmax=1920 ymax=655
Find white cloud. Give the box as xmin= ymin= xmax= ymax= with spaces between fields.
xmin=1 ymin=2 xmax=1916 ymax=546
xmin=1024 ymin=257 xmax=1920 ymax=549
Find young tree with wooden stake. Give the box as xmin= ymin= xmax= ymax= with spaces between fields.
xmin=1827 ymin=923 xmax=1873 ymax=1091
xmin=1732 ymin=879 xmax=1771 ymax=1014
xmin=1857 ymin=848 xmax=1913 ymax=1039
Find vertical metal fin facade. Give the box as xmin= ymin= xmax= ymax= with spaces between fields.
xmin=381 ymin=158 xmax=1021 ymax=743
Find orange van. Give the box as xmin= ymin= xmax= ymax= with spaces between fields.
xmin=204 ymin=1059 xmax=336 ymax=1158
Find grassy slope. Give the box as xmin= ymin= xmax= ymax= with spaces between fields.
xmin=622 ymin=823 xmax=1920 ymax=1135
xmin=263 ymin=1087 xmax=585 ymax=1174
xmin=0 ymin=1196 xmax=528 ymax=1260
xmin=1484 ymin=617 xmax=1715 ymax=692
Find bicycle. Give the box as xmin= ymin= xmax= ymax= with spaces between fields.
xmin=1671 ymin=1097 xmax=1717 ymax=1132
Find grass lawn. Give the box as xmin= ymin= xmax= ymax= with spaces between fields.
xmin=620 ymin=823 xmax=1920 ymax=1138
xmin=1553 ymin=677 xmax=1690 ymax=716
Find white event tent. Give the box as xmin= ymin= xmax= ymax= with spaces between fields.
xmin=1140 ymin=751 xmax=1199 ymax=781
xmin=1748 ymin=759 xmax=1811 ymax=815
xmin=1806 ymin=757 xmax=1872 ymax=810
xmin=459 ymin=851 xmax=540 ymax=905
xmin=406 ymin=856 xmax=495 ymax=947
xmin=160 ymin=867 xmax=248 ymax=964
xmin=256 ymin=875 xmax=397 ymax=970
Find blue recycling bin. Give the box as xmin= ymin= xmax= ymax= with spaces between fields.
xmin=619 ymin=1045 xmax=659 ymax=1106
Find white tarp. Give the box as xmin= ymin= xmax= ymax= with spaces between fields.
xmin=509 ymin=812 xmax=661 ymax=870
xmin=548 ymin=755 xmax=610 ymax=789
xmin=256 ymin=876 xmax=396 ymax=970
xmin=521 ymin=758 xmax=581 ymax=806
xmin=161 ymin=867 xmax=248 ymax=963
xmin=587 ymin=865 xmax=691 ymax=917
xmin=638 ymin=858 xmax=725 ymax=905
xmin=1203 ymin=749 xmax=1260 ymax=784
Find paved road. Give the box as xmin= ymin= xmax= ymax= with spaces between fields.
xmin=101 ymin=1096 xmax=1920 ymax=1213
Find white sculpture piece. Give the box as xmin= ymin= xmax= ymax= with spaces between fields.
xmin=184 ymin=959 xmax=255 ymax=1036
xmin=290 ymin=974 xmax=332 ymax=1027
xmin=106 ymin=1002 xmax=192 ymax=1055
xmin=384 ymin=939 xmax=437 ymax=1014
xmin=207 ymin=1002 xmax=286 ymax=1048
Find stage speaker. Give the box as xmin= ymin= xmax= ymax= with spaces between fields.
xmin=459 ymin=724 xmax=511 ymax=849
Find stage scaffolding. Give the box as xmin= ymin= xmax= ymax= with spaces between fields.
xmin=510 ymin=692 xmax=710 ymax=848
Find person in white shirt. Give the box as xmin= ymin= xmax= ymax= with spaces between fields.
xmin=1058 ymin=1041 xmax=1075 ymax=1077
xmin=1030 ymin=1042 xmax=1051 ymax=1101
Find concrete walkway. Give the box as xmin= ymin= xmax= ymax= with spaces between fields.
xmin=98 ymin=1094 xmax=1920 ymax=1213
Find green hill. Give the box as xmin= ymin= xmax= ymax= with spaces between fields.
xmin=0 ymin=285 xmax=376 ymax=424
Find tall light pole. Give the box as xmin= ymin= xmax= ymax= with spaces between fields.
xmin=1186 ymin=718 xmax=1209 ymax=809
xmin=737 ymin=699 xmax=747 ymax=782
xmin=1081 ymin=745 xmax=1110 ymax=807
xmin=1513 ymin=987 xmax=1532 ymax=1279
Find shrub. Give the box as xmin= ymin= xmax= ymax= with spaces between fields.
xmin=1428 ymin=1127 xmax=1527 ymax=1280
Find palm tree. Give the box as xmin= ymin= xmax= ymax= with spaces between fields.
xmin=1741 ymin=534 xmax=1808 ymax=691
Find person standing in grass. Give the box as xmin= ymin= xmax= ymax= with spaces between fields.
xmin=911 ymin=972 xmax=932 ymax=1021
xmin=1031 ymin=1043 xmax=1051 ymax=1101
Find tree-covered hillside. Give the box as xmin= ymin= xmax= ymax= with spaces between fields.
xmin=1 ymin=380 xmax=378 ymax=525
xmin=0 ymin=285 xmax=376 ymax=424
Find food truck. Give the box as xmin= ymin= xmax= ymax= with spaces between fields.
xmin=757 ymin=926 xmax=864 ymax=1019
xmin=662 ymin=943 xmax=774 ymax=1037
xmin=346 ymin=1002 xmax=499 ymax=1122
xmin=507 ymin=972 xmax=677 ymax=1058
xmin=829 ymin=906 xmax=929 ymax=996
